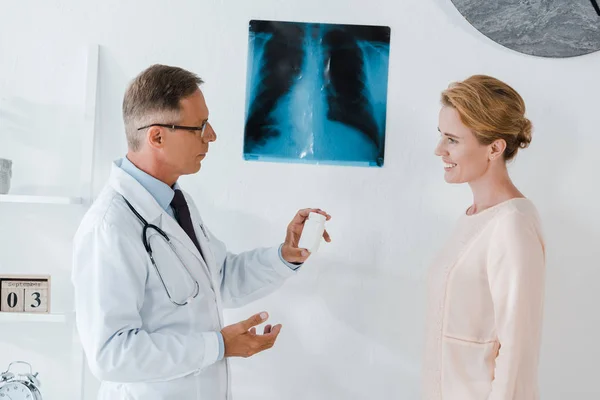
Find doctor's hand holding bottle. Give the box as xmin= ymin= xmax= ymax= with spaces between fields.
xmin=221 ymin=208 xmax=332 ymax=358
xmin=281 ymin=208 xmax=332 ymax=263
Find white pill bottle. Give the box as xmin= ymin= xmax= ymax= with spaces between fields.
xmin=298 ymin=212 xmax=327 ymax=254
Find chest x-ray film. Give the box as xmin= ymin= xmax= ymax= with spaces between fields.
xmin=244 ymin=20 xmax=391 ymax=167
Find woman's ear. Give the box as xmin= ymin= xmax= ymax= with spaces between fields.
xmin=489 ymin=139 xmax=506 ymax=161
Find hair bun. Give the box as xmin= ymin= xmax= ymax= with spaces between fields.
xmin=518 ymin=118 xmax=532 ymax=149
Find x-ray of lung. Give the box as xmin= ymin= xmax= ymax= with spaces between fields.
xmin=244 ymin=20 xmax=391 ymax=167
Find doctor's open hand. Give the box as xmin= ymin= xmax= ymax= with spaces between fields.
xmin=280 ymin=208 xmax=332 ymax=264
xmin=221 ymin=312 xmax=282 ymax=358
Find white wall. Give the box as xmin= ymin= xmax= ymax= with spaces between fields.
xmin=1 ymin=1 xmax=599 ymax=399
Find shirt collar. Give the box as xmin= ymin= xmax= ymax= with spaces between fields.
xmin=119 ymin=156 xmax=176 ymax=212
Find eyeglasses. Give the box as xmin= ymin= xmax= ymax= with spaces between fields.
xmin=137 ymin=121 xmax=208 ymax=136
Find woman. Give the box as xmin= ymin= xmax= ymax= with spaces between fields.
xmin=423 ymin=75 xmax=546 ymax=399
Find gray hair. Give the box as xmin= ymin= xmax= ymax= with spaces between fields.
xmin=122 ymin=64 xmax=204 ymax=151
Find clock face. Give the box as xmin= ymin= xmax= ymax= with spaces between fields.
xmin=0 ymin=382 xmax=35 ymax=399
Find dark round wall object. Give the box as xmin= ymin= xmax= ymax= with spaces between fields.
xmin=451 ymin=0 xmax=600 ymax=58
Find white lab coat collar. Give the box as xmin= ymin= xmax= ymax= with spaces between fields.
xmin=109 ymin=159 xmax=165 ymax=224
xmin=108 ymin=159 xmax=211 ymax=279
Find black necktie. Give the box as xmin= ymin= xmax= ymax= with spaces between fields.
xmin=170 ymin=189 xmax=204 ymax=259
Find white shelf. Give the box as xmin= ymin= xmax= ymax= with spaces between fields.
xmin=0 ymin=195 xmax=84 ymax=205
xmin=0 ymin=312 xmax=70 ymax=323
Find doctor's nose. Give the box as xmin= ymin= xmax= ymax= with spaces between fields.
xmin=203 ymin=123 xmax=217 ymax=143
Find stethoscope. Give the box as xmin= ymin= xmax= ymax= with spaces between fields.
xmin=123 ymin=197 xmax=200 ymax=306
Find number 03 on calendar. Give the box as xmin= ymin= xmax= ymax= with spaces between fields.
xmin=0 ymin=275 xmax=50 ymax=314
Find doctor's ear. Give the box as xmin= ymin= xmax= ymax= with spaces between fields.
xmin=148 ymin=126 xmax=164 ymax=149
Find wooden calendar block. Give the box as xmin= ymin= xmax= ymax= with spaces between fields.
xmin=1 ymin=283 xmax=24 ymax=312
xmin=0 ymin=275 xmax=50 ymax=314
xmin=24 ymin=288 xmax=48 ymax=313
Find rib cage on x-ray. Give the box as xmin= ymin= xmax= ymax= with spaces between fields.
xmin=323 ymin=29 xmax=381 ymax=155
xmin=244 ymin=20 xmax=390 ymax=167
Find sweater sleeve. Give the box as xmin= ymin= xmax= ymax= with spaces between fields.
xmin=486 ymin=211 xmax=546 ymax=399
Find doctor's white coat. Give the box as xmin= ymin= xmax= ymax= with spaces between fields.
xmin=72 ymin=161 xmax=297 ymax=399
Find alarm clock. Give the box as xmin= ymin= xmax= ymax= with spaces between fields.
xmin=0 ymin=361 xmax=42 ymax=399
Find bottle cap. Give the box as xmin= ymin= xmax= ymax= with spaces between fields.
xmin=308 ymin=212 xmax=326 ymax=223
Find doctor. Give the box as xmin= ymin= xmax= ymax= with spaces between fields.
xmin=72 ymin=64 xmax=331 ymax=400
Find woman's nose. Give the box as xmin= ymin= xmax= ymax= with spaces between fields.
xmin=434 ymin=140 xmax=445 ymax=157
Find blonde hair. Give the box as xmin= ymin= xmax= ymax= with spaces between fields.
xmin=441 ymin=75 xmax=532 ymax=161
